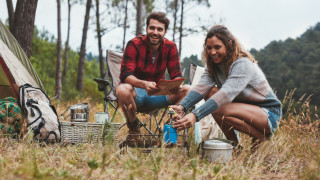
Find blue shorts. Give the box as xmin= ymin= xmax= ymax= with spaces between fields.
xmin=261 ymin=108 xmax=281 ymax=134
xmin=134 ymin=88 xmax=172 ymax=112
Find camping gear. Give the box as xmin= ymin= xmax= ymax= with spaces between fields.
xmin=0 ymin=97 xmax=23 ymax=137
xmin=202 ymin=139 xmax=233 ymax=163
xmin=163 ymin=108 xmax=178 ymax=143
xmin=60 ymin=103 xmax=90 ymax=122
xmin=163 ymin=124 xmax=177 ymax=143
xmin=69 ymin=103 xmax=90 ymax=122
xmin=95 ymin=112 xmax=110 ymax=124
xmin=19 ymin=84 xmax=61 ymax=142
xmin=61 ymin=121 xmax=120 ymax=144
xmin=0 ymin=21 xmax=44 ymax=100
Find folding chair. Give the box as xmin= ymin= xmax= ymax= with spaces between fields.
xmin=94 ymin=50 xmax=175 ymax=148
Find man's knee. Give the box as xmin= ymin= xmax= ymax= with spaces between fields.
xmin=180 ymin=84 xmax=191 ymax=97
xmin=170 ymin=84 xmax=190 ymax=104
xmin=116 ymin=84 xmax=135 ymax=99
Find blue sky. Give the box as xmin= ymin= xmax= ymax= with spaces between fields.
xmin=1 ymin=0 xmax=320 ymax=60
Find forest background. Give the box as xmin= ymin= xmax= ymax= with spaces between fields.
xmin=1 ymin=0 xmax=320 ymax=111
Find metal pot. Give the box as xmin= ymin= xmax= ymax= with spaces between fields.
xmin=69 ymin=103 xmax=90 ymax=122
xmin=202 ymin=140 xmax=233 ymax=163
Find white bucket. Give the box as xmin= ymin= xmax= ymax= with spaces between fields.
xmin=94 ymin=112 xmax=110 ymax=124
xmin=202 ymin=140 xmax=233 ymax=163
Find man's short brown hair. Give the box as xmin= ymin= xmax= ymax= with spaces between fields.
xmin=146 ymin=12 xmax=170 ymax=31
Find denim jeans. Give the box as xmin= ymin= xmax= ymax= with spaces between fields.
xmin=134 ymin=88 xmax=172 ymax=112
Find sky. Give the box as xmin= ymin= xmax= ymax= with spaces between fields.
xmin=1 ymin=0 xmax=320 ymax=60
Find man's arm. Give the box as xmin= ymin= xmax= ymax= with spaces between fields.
xmin=120 ymin=41 xmax=137 ymax=83
xmin=125 ymin=75 xmax=159 ymax=95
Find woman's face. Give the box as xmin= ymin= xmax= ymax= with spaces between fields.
xmin=205 ymin=35 xmax=227 ymax=64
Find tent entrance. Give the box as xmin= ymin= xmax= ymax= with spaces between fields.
xmin=0 ymin=56 xmax=18 ymax=98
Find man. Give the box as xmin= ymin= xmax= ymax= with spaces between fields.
xmin=117 ymin=12 xmax=190 ymax=142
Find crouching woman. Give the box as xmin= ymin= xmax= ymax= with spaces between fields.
xmin=170 ymin=25 xmax=282 ymax=145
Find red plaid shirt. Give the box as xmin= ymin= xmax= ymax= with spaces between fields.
xmin=120 ymin=35 xmax=182 ymax=84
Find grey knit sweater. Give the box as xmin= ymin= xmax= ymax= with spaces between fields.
xmin=179 ymin=57 xmax=282 ymax=121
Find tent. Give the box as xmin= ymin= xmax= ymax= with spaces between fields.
xmin=0 ymin=21 xmax=44 ymax=99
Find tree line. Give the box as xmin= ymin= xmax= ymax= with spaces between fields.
xmin=4 ymin=0 xmax=212 ymax=100
xmin=250 ymin=22 xmax=320 ymax=108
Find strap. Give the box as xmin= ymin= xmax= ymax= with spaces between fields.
xmin=26 ymin=99 xmax=42 ymax=127
xmin=32 ymin=118 xmax=45 ymax=139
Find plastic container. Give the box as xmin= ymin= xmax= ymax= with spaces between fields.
xmin=202 ymin=140 xmax=233 ymax=163
xmin=163 ymin=124 xmax=177 ymax=143
xmin=94 ymin=112 xmax=110 ymax=124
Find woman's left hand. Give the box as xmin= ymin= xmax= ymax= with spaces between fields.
xmin=173 ymin=113 xmax=197 ymax=131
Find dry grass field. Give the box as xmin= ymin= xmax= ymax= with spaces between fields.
xmin=0 ymin=91 xmax=319 ymax=179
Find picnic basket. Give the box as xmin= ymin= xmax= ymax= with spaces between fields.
xmin=61 ymin=121 xmax=120 ymax=144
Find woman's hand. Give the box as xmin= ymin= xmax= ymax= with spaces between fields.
xmin=169 ymin=105 xmax=185 ymax=117
xmin=173 ymin=113 xmax=197 ymax=131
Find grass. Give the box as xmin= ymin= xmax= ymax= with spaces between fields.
xmin=0 ymin=91 xmax=319 ymax=179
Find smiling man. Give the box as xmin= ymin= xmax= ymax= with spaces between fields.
xmin=117 ymin=12 xmax=190 ymax=143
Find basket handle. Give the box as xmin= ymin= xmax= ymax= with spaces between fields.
xmin=60 ymin=108 xmax=71 ymax=121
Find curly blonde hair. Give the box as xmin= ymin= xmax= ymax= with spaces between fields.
xmin=203 ymin=25 xmax=256 ymax=77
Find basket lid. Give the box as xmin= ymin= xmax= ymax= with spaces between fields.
xmin=202 ymin=140 xmax=233 ymax=150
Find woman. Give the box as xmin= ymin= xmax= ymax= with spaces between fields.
xmin=171 ymin=25 xmax=282 ymax=144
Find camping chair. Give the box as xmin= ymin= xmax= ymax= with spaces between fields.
xmin=94 ymin=50 xmax=174 ymax=147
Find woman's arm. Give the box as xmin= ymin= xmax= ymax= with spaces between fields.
xmin=178 ymin=69 xmax=217 ymax=111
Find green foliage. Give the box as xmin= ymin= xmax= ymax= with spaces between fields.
xmin=30 ymin=26 xmax=104 ymax=101
xmin=251 ymin=22 xmax=320 ymax=107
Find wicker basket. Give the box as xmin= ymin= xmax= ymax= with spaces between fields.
xmin=61 ymin=121 xmax=120 ymax=144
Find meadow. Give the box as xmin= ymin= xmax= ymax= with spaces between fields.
xmin=0 ymin=91 xmax=319 ymax=179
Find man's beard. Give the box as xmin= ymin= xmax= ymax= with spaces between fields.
xmin=147 ymin=34 xmax=163 ymax=45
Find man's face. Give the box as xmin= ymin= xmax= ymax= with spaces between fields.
xmin=146 ymin=19 xmax=167 ymax=46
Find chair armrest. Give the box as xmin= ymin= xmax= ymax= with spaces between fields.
xmin=93 ymin=78 xmax=112 ymax=91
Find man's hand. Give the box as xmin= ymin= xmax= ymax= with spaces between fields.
xmin=144 ymin=81 xmax=160 ymax=95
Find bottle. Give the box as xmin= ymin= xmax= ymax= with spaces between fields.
xmin=163 ymin=108 xmax=178 ymax=143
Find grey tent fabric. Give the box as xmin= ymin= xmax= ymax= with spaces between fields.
xmin=0 ymin=39 xmax=38 ymax=86
xmin=0 ymin=21 xmax=44 ymax=91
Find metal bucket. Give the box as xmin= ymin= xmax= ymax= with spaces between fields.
xmin=202 ymin=140 xmax=233 ymax=163
xmin=70 ymin=103 xmax=90 ymax=122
